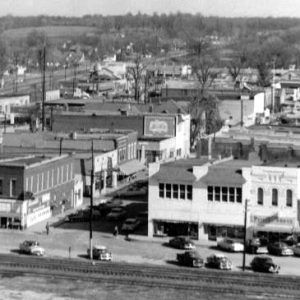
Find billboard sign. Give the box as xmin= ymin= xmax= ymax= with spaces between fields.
xmin=144 ymin=116 xmax=175 ymax=137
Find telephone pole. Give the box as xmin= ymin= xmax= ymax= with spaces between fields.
xmin=242 ymin=199 xmax=249 ymax=271
xmin=42 ymin=46 xmax=46 ymax=131
xmin=89 ymin=139 xmax=94 ymax=260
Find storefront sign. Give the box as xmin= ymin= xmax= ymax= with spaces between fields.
xmin=251 ymin=214 xmax=294 ymax=226
xmin=144 ymin=116 xmax=175 ymax=137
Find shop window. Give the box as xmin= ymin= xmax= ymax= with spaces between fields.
xmin=187 ymin=185 xmax=192 ymax=200
xmin=215 ymin=187 xmax=220 ymax=201
xmin=159 ymin=183 xmax=164 ymax=198
xmin=208 ymin=186 xmax=213 ymax=201
xmin=236 ymin=188 xmax=242 ymax=203
xmin=166 ymin=184 xmax=171 ymax=198
xmin=173 ymin=184 xmax=178 ymax=199
xmin=257 ymin=188 xmax=264 ymax=205
xmin=229 ymin=187 xmax=235 ymax=202
xmin=272 ymin=189 xmax=278 ymax=206
xmin=286 ymin=189 xmax=293 ymax=207
xmin=222 ymin=187 xmax=228 ymax=202
xmin=180 ymin=185 xmax=185 ymax=199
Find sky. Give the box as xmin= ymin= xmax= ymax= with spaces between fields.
xmin=2 ymin=0 xmax=300 ymax=18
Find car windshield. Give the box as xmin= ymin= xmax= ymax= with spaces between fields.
xmin=125 ymin=219 xmax=136 ymax=224
xmin=112 ymin=208 xmax=122 ymax=212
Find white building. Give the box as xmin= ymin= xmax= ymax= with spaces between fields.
xmin=148 ymin=157 xmax=300 ymax=241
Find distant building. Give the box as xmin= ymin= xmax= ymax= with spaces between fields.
xmin=51 ymin=101 xmax=190 ymax=164
xmin=1 ymin=129 xmax=140 ymax=197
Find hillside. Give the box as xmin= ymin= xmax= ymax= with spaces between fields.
xmin=1 ymin=26 xmax=99 ymax=40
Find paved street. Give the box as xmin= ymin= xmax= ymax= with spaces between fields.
xmin=1 ymin=216 xmax=300 ymax=276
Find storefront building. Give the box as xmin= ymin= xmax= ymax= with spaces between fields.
xmin=148 ymin=157 xmax=300 ymax=241
xmin=0 ymin=154 xmax=82 ymax=229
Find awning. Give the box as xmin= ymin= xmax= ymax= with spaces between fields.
xmin=203 ymin=222 xmax=243 ymax=228
xmin=119 ymin=159 xmax=146 ymax=176
xmin=252 ymin=226 xmax=294 ymax=233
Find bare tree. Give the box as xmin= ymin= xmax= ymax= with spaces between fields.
xmin=192 ymin=54 xmax=219 ymax=95
xmin=127 ymin=53 xmax=146 ymax=103
xmin=227 ymin=50 xmax=248 ymax=84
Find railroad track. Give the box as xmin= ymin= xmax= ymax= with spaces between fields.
xmin=0 ymin=254 xmax=299 ymax=298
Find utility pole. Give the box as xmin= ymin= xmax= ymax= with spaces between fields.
xmin=59 ymin=137 xmax=63 ymax=155
xmin=242 ymin=199 xmax=249 ymax=271
xmin=89 ymin=140 xmax=94 ymax=260
xmin=42 ymin=46 xmax=46 ymax=131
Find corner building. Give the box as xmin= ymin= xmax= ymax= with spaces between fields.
xmin=0 ymin=154 xmax=82 ymax=229
xmin=148 ymin=157 xmax=300 ymax=241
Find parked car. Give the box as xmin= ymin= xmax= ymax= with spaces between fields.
xmin=66 ymin=208 xmax=101 ymax=222
xmin=267 ymin=242 xmax=294 ymax=256
xmin=293 ymin=243 xmax=300 ymax=257
xmin=121 ymin=218 xmax=141 ymax=232
xmin=281 ymin=235 xmax=298 ymax=247
xmin=19 ymin=240 xmax=45 ymax=256
xmin=169 ymin=236 xmax=196 ymax=250
xmin=250 ymin=256 xmax=280 ymax=273
xmin=177 ymin=251 xmax=204 ymax=268
xmin=87 ymin=245 xmax=112 ymax=261
xmin=246 ymin=238 xmax=268 ymax=254
xmin=97 ymin=200 xmax=123 ymax=216
xmin=217 ymin=238 xmax=244 ymax=252
xmin=106 ymin=207 xmax=127 ymax=221
xmin=206 ymin=253 xmax=232 ymax=270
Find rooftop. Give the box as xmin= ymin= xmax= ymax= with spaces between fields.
xmin=0 ymin=154 xmax=68 ymax=168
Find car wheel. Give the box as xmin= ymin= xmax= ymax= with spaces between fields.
xmin=192 ymin=260 xmax=197 ymax=267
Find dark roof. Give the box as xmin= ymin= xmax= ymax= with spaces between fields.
xmin=200 ymin=166 xmax=246 ymax=186
xmin=0 ymin=156 xmax=55 ymax=167
xmin=151 ymin=166 xmax=196 ymax=183
xmin=151 ymin=158 xmax=210 ymax=183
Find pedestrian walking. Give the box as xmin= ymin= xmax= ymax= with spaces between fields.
xmin=113 ymin=225 xmax=119 ymax=237
xmin=46 ymin=222 xmax=50 ymax=235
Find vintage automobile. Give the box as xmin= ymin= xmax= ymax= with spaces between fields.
xmin=169 ymin=236 xmax=196 ymax=250
xmin=177 ymin=250 xmax=204 ymax=268
xmin=121 ymin=218 xmax=141 ymax=232
xmin=106 ymin=207 xmax=127 ymax=221
xmin=19 ymin=240 xmax=45 ymax=256
xmin=97 ymin=200 xmax=123 ymax=216
xmin=206 ymin=253 xmax=232 ymax=270
xmin=246 ymin=238 xmax=268 ymax=254
xmin=250 ymin=256 xmax=280 ymax=273
xmin=267 ymin=242 xmax=294 ymax=256
xmin=87 ymin=245 xmax=112 ymax=261
xmin=217 ymin=238 xmax=244 ymax=252
xmin=293 ymin=244 xmax=300 ymax=257
xmin=66 ymin=208 xmax=101 ymax=222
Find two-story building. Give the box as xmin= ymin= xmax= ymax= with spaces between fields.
xmin=148 ymin=157 xmax=300 ymax=241
xmin=0 ymin=154 xmax=83 ymax=229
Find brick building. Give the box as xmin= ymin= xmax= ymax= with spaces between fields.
xmin=0 ymin=154 xmax=82 ymax=229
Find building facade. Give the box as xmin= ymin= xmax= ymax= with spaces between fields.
xmin=0 ymin=154 xmax=82 ymax=229
xmin=148 ymin=158 xmax=300 ymax=241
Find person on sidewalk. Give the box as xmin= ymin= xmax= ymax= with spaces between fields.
xmin=46 ymin=222 xmax=50 ymax=235
xmin=113 ymin=225 xmax=119 ymax=237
